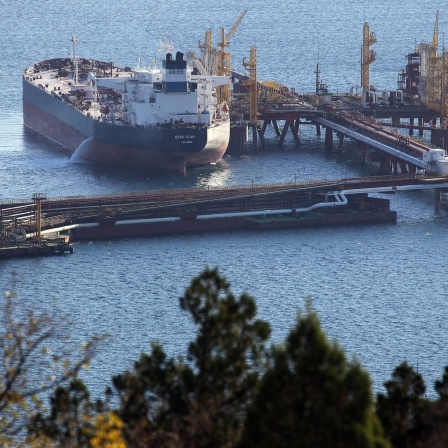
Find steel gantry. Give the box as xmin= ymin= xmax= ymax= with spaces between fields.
xmin=361 ymin=22 xmax=377 ymax=92
xmin=242 ymin=46 xmax=257 ymax=125
xmin=427 ymin=11 xmax=441 ymax=111
xmin=216 ymin=9 xmax=247 ymax=105
xmin=197 ymin=28 xmax=215 ymax=75
xmin=441 ymin=51 xmax=448 ymax=128
xmin=242 ymin=46 xmax=266 ymax=149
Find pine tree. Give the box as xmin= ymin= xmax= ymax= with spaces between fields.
xmin=413 ymin=366 xmax=448 ymax=447
xmin=376 ymin=361 xmax=427 ymax=448
xmin=238 ymin=301 xmax=390 ymax=448
xmin=435 ymin=366 xmax=448 ymax=400
xmin=112 ymin=267 xmax=271 ymax=447
xmin=29 ymin=378 xmax=100 ymax=447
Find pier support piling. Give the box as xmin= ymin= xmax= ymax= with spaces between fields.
xmin=258 ymin=126 xmax=267 ymax=150
xmin=278 ymin=120 xmax=290 ymax=147
xmin=360 ymin=142 xmax=367 ymax=165
xmin=392 ymin=159 xmax=398 ymax=175
xmin=324 ymin=127 xmax=333 ymax=150
xmin=261 ymin=120 xmax=270 ymax=134
xmin=228 ymin=124 xmax=248 ymax=155
xmin=392 ymin=117 xmax=400 ymax=127
xmin=251 ymin=125 xmax=258 ymax=150
xmin=294 ymin=119 xmax=300 ymax=133
xmin=337 ymin=132 xmax=345 ymax=153
xmin=435 ymin=189 xmax=442 ymax=214
xmin=380 ymin=154 xmax=392 ymax=174
xmin=289 ymin=121 xmax=300 ymax=145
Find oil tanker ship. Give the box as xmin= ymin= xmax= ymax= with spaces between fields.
xmin=23 ymin=37 xmax=231 ymax=173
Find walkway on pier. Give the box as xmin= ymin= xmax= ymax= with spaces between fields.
xmin=312 ymin=116 xmax=427 ymax=169
xmin=2 ymin=174 xmax=448 ymax=236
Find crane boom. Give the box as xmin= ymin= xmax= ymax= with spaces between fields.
xmin=432 ymin=10 xmax=439 ymax=51
xmin=428 ymin=11 xmax=441 ymax=110
xmin=187 ymin=52 xmax=208 ymax=75
xmin=216 ymin=9 xmax=248 ymax=104
xmin=226 ymin=9 xmax=248 ymax=42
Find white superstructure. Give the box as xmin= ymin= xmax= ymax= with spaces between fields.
xmin=85 ymin=50 xmax=230 ymax=128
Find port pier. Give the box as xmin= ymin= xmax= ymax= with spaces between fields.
xmin=2 ymin=174 xmax=448 ymax=247
xmin=229 ymin=106 xmax=440 ymax=176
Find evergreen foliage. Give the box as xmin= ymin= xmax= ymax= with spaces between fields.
xmin=376 ymin=361 xmax=427 ymax=448
xmin=112 ymin=267 xmax=271 ymax=447
xmin=238 ymin=301 xmax=390 ymax=448
xmin=435 ymin=366 xmax=448 ymax=400
xmin=7 ymin=269 xmax=448 ymax=447
xmin=29 ymin=378 xmax=99 ymax=447
xmin=412 ymin=365 xmax=448 ymax=447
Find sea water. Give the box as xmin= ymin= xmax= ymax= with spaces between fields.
xmin=1 ymin=0 xmax=448 ymax=398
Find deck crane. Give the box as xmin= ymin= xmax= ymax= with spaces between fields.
xmin=187 ymin=51 xmax=208 ymax=76
xmin=428 ymin=10 xmax=441 ymax=111
xmin=216 ymin=9 xmax=248 ymax=104
xmin=198 ymin=28 xmax=215 ymax=75
xmin=432 ymin=10 xmax=439 ymax=53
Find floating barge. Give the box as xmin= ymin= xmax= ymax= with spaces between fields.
xmin=69 ymin=207 xmax=396 ymax=240
xmin=56 ymin=196 xmax=396 ymax=241
xmin=0 ymin=237 xmax=73 ymax=260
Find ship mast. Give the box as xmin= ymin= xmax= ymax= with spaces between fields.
xmin=71 ymin=34 xmax=79 ymax=85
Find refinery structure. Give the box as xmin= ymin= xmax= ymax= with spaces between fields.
xmin=181 ymin=9 xmax=448 ymax=152
xmin=397 ymin=10 xmax=446 ymax=115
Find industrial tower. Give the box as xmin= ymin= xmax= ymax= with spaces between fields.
xmin=216 ymin=9 xmax=247 ymax=104
xmin=361 ymin=22 xmax=377 ymax=93
xmin=242 ymin=46 xmax=257 ymax=125
xmin=242 ymin=46 xmax=266 ymax=150
xmin=198 ymin=28 xmax=215 ymax=75
xmin=427 ymin=10 xmax=441 ymax=111
xmin=441 ymin=51 xmax=448 ymax=128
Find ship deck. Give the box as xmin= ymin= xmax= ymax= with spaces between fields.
xmin=23 ymin=58 xmax=132 ymax=122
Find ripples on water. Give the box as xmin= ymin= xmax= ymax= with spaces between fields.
xmin=2 ymin=0 xmax=448 ymax=397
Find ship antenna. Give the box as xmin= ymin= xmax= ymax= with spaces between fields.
xmin=315 ymin=41 xmax=320 ymax=95
xmin=71 ymin=34 xmax=79 ymax=85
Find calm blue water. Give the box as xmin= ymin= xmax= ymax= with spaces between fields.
xmin=2 ymin=0 xmax=448 ymax=398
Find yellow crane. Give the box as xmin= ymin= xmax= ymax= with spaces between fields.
xmin=198 ymin=28 xmax=215 ymax=75
xmin=242 ymin=46 xmax=266 ymax=150
xmin=441 ymin=50 xmax=448 ymax=128
xmin=428 ymin=11 xmax=441 ymax=112
xmin=361 ymin=22 xmax=377 ymax=93
xmin=242 ymin=46 xmax=257 ymax=125
xmin=216 ymin=9 xmax=248 ymax=104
